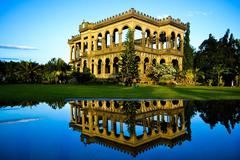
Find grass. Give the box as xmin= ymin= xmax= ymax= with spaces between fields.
xmin=0 ymin=84 xmax=240 ymax=102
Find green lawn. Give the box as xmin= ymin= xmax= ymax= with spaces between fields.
xmin=0 ymin=84 xmax=240 ymax=102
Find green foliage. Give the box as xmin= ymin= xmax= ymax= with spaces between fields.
xmin=70 ymin=67 xmax=95 ymax=83
xmin=183 ymin=23 xmax=194 ymax=71
xmin=44 ymin=58 xmax=70 ymax=83
xmin=0 ymin=58 xmax=71 ymax=84
xmin=194 ymin=29 xmax=240 ymax=86
xmin=146 ymin=64 xmax=177 ymax=82
xmin=17 ymin=61 xmax=42 ymax=83
xmin=119 ymin=30 xmax=139 ymax=86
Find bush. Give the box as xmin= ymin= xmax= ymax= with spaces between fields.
xmin=70 ymin=68 xmax=95 ymax=84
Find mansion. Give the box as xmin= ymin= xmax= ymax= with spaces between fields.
xmin=68 ymin=8 xmax=187 ymax=80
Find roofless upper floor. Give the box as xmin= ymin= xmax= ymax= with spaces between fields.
xmin=68 ymin=8 xmax=187 ymax=43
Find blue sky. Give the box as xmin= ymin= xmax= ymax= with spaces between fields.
xmin=0 ymin=0 xmax=240 ymax=63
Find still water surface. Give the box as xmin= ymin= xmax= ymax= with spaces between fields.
xmin=0 ymin=99 xmax=239 ymax=160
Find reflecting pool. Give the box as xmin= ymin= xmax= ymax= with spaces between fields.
xmin=0 ymin=99 xmax=240 ymax=160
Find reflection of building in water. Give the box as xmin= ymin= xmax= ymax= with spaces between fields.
xmin=69 ymin=99 xmax=189 ymax=156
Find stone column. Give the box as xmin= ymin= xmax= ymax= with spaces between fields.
xmin=150 ymin=36 xmax=153 ymax=49
xmin=174 ymin=39 xmax=177 ymax=49
xmin=70 ymin=45 xmax=73 ymax=62
xmin=110 ymin=60 xmax=113 ymax=75
xmin=156 ymin=37 xmax=159 ymax=50
xmin=94 ymin=39 xmax=98 ymax=51
xmin=74 ymin=44 xmax=77 ymax=61
xmin=88 ymin=36 xmax=92 ymax=54
xmin=102 ymin=62 xmax=105 ymax=77
xmin=119 ymin=31 xmax=122 ymax=46
xmin=110 ymin=34 xmax=114 ymax=48
xmin=94 ymin=61 xmax=98 ymax=75
xmin=120 ymin=119 xmax=124 ymax=137
xmin=89 ymin=112 xmax=93 ymax=132
xmin=160 ymin=42 xmax=163 ymax=50
xmin=82 ymin=111 xmax=85 ymax=129
xmin=141 ymin=31 xmax=145 ymax=47
xmin=102 ymin=37 xmax=106 ymax=50
xmin=81 ymin=40 xmax=84 ymax=53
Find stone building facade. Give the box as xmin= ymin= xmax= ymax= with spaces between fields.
xmin=68 ymin=8 xmax=187 ymax=80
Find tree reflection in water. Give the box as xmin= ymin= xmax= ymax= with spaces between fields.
xmin=0 ymin=99 xmax=239 ymax=156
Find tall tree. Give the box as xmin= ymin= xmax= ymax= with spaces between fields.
xmin=194 ymin=29 xmax=239 ymax=86
xmin=119 ymin=30 xmax=139 ymax=86
xmin=183 ymin=23 xmax=194 ymax=71
xmin=44 ymin=58 xmax=70 ymax=83
xmin=17 ymin=61 xmax=42 ymax=83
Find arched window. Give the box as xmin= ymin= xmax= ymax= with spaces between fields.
xmin=177 ymin=34 xmax=181 ymax=51
xmin=160 ymin=59 xmax=165 ymax=64
xmin=91 ymin=59 xmax=94 ymax=74
xmin=171 ymin=32 xmax=176 ymax=49
xmin=160 ymin=32 xmax=167 ymax=49
xmin=113 ymin=29 xmax=119 ymax=45
xmin=105 ymin=58 xmax=110 ymax=74
xmin=113 ymin=57 xmax=119 ymax=74
xmin=152 ymin=59 xmax=156 ymax=67
xmin=105 ymin=31 xmax=110 ymax=48
xmin=144 ymin=57 xmax=149 ymax=74
xmin=134 ymin=25 xmax=142 ymax=46
xmin=172 ymin=59 xmax=179 ymax=69
xmin=153 ymin=31 xmax=158 ymax=49
xmin=97 ymin=33 xmax=102 ymax=50
xmin=122 ymin=26 xmax=129 ymax=44
xmin=145 ymin=29 xmax=151 ymax=48
xmin=98 ymin=59 xmax=102 ymax=74
xmin=83 ymin=60 xmax=87 ymax=70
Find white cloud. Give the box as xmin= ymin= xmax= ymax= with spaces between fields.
xmin=187 ymin=11 xmax=211 ymax=17
xmin=0 ymin=44 xmax=38 ymax=50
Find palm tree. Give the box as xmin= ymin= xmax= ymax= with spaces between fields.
xmin=17 ymin=61 xmax=42 ymax=83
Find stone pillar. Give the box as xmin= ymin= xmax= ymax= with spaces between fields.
xmin=141 ymin=31 xmax=145 ymax=47
xmin=89 ymin=112 xmax=93 ymax=132
xmin=94 ymin=61 xmax=98 ymax=75
xmin=167 ymin=37 xmax=170 ymax=48
xmin=74 ymin=44 xmax=77 ymax=61
xmin=88 ymin=36 xmax=92 ymax=54
xmin=120 ymin=119 xmax=123 ymax=136
xmin=160 ymin=42 xmax=163 ymax=50
xmin=102 ymin=62 xmax=105 ymax=77
xmin=82 ymin=111 xmax=85 ymax=129
xmin=150 ymin=36 xmax=153 ymax=49
xmin=81 ymin=40 xmax=84 ymax=53
xmin=94 ymin=39 xmax=98 ymax=51
xmin=102 ymin=37 xmax=106 ymax=50
xmin=119 ymin=31 xmax=122 ymax=46
xmin=110 ymin=34 xmax=114 ymax=48
xmin=70 ymin=45 xmax=73 ymax=62
xmin=110 ymin=61 xmax=113 ymax=75
xmin=156 ymin=37 xmax=159 ymax=49
xmin=174 ymin=39 xmax=177 ymax=49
